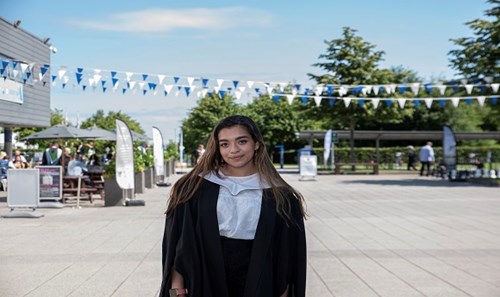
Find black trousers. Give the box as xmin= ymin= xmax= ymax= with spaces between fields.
xmin=220 ymin=236 xmax=253 ymax=297
xmin=420 ymin=161 xmax=431 ymax=176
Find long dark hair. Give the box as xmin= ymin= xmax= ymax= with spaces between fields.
xmin=166 ymin=115 xmax=306 ymax=222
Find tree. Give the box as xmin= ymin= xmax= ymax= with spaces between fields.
xmin=308 ymin=27 xmax=417 ymax=163
xmin=80 ymin=110 xmax=144 ymax=134
xmin=182 ymin=93 xmax=241 ymax=159
xmin=448 ymin=0 xmax=499 ymax=78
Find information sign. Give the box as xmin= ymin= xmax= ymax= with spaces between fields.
xmin=38 ymin=166 xmax=62 ymax=200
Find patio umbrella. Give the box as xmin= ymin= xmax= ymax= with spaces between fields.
xmin=22 ymin=125 xmax=98 ymax=140
xmin=85 ymin=126 xmax=117 ymax=141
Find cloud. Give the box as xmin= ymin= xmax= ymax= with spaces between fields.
xmin=69 ymin=7 xmax=272 ymax=33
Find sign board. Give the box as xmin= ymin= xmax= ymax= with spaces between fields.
xmin=299 ymin=155 xmax=317 ymax=178
xmin=0 ymin=78 xmax=24 ymax=104
xmin=7 ymin=169 xmax=39 ymax=208
xmin=37 ymin=166 xmax=62 ymax=200
xmin=115 ymin=119 xmax=134 ymax=190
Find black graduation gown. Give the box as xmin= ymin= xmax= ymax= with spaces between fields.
xmin=159 ymin=179 xmax=306 ymax=297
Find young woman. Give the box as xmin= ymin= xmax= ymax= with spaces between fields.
xmin=160 ymin=115 xmax=307 ymax=297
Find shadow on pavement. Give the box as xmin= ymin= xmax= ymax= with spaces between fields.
xmin=341 ymin=178 xmax=481 ymax=188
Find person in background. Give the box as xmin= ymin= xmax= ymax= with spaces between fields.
xmin=160 ymin=115 xmax=307 ymax=297
xmin=406 ymin=145 xmax=417 ymax=171
xmin=419 ymin=141 xmax=435 ymax=176
xmin=42 ymin=142 xmax=63 ymax=166
xmin=66 ymin=154 xmax=88 ymax=176
xmin=14 ymin=149 xmax=27 ymax=164
xmin=193 ymin=143 xmax=205 ymax=164
xmin=12 ymin=154 xmax=28 ymax=169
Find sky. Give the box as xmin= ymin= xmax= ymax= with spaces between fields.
xmin=1 ymin=0 xmax=491 ymax=142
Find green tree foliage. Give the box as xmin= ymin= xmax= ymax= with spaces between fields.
xmin=181 ymin=93 xmax=241 ymax=157
xmin=448 ymin=0 xmax=499 ymax=78
xmin=244 ymin=95 xmax=306 ymax=152
xmin=308 ymin=27 xmax=417 ymax=162
xmin=80 ymin=109 xmax=144 ymax=134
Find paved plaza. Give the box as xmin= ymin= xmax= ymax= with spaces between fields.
xmin=0 ymin=173 xmax=499 ymax=297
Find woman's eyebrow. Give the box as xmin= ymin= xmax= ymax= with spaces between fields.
xmin=219 ymin=135 xmax=249 ymax=142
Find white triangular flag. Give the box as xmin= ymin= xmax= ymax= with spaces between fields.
xmin=338 ymin=86 xmax=347 ymax=96
xmin=201 ymin=89 xmax=208 ymax=97
xmin=292 ymin=89 xmax=297 ymax=96
xmin=451 ymin=97 xmax=460 ymax=107
xmin=314 ymin=86 xmax=324 ymax=96
xmin=424 ymin=98 xmax=433 ymax=109
xmin=371 ymin=99 xmax=380 ymax=109
xmin=196 ymin=91 xmax=202 ymax=98
xmin=372 ymin=85 xmax=380 ymax=95
xmin=94 ymin=69 xmax=101 ymax=74
xmin=361 ymin=87 xmax=367 ymax=96
xmin=57 ymin=68 xmax=67 ymax=79
xmin=343 ymin=97 xmax=351 ymax=107
xmin=477 ymin=96 xmax=485 ymax=106
xmin=129 ymin=81 xmax=137 ymax=90
xmin=235 ymin=91 xmax=242 ymax=101
xmin=484 ymin=76 xmax=493 ymax=83
xmin=93 ymin=74 xmax=102 ymax=84
xmin=20 ymin=63 xmax=29 ymax=74
xmin=126 ymin=72 xmax=133 ymax=81
xmin=410 ymin=83 xmax=420 ymax=95
xmin=437 ymin=85 xmax=447 ymax=95
xmin=214 ymin=86 xmax=221 ymax=94
xmin=157 ymin=75 xmax=166 ymax=85
xmin=465 ymin=84 xmax=474 ymax=94
xmin=63 ymin=76 xmax=69 ymax=83
xmin=397 ymin=99 xmax=406 ymax=109
xmin=247 ymin=81 xmax=254 ymax=89
xmin=364 ymin=85 xmax=372 ymax=95
xmin=387 ymin=84 xmax=396 ymax=94
xmin=187 ymin=77 xmax=195 ymax=87
xmin=460 ymin=79 xmax=468 ymax=85
xmin=266 ymin=85 xmax=273 ymax=95
xmin=12 ymin=69 xmax=19 ymax=78
xmin=286 ymin=94 xmax=294 ymax=105
xmin=491 ymin=83 xmax=499 ymax=93
xmin=217 ymin=79 xmax=224 ymax=87
xmin=314 ymin=96 xmax=322 ymax=106
xmin=138 ymin=82 xmax=145 ymax=90
xmin=88 ymin=78 xmax=95 ymax=87
xmin=163 ymin=84 xmax=173 ymax=94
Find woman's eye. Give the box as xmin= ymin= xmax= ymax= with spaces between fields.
xmin=239 ymin=140 xmax=247 ymax=144
xmin=220 ymin=143 xmax=228 ymax=148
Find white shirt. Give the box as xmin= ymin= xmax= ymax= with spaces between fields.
xmin=203 ymin=171 xmax=270 ymax=240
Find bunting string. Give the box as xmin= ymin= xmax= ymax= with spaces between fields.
xmin=0 ymin=57 xmax=498 ymax=109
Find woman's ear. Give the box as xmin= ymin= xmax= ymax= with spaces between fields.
xmin=255 ymin=142 xmax=260 ymax=151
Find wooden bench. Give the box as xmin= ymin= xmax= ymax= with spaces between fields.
xmin=63 ymin=187 xmax=98 ymax=203
xmin=334 ymin=163 xmax=379 ymax=175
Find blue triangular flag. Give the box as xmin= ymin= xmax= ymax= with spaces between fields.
xmin=77 ymin=67 xmax=84 ymax=73
xmin=127 ymin=82 xmax=130 ymax=89
xmin=329 ymin=99 xmax=335 ymax=107
xmin=164 ymin=91 xmax=168 ymax=96
xmin=76 ymin=73 xmax=83 ymax=84
xmin=491 ymin=97 xmax=498 ymax=105
xmin=148 ymin=82 xmax=157 ymax=91
xmin=101 ymin=80 xmax=106 ymax=87
xmin=254 ymin=88 xmax=260 ymax=94
xmin=143 ymin=89 xmax=147 ymax=95
xmin=479 ymin=86 xmax=485 ymax=93
xmin=385 ymin=99 xmax=392 ymax=107
xmin=202 ymin=78 xmax=209 ymax=87
xmin=0 ymin=68 xmax=6 ymax=76
xmin=327 ymin=85 xmax=334 ymax=96
xmin=184 ymin=87 xmax=191 ymax=97
xmin=111 ymin=71 xmax=117 ymax=77
xmin=83 ymin=85 xmax=87 ymax=91
xmin=51 ymin=75 xmax=56 ymax=82
xmin=12 ymin=60 xmax=18 ymax=69
xmin=304 ymin=88 xmax=310 ymax=95
xmin=439 ymin=99 xmax=446 ymax=107
xmin=233 ymin=81 xmax=239 ymax=88
xmin=208 ymin=91 xmax=213 ymax=97
xmin=301 ymin=97 xmax=308 ymax=105
xmin=413 ymin=99 xmax=420 ymax=107
xmin=103 ymin=87 xmax=107 ymax=93
xmin=62 ymin=83 xmax=66 ymax=89
xmin=424 ymin=84 xmax=433 ymax=94
xmin=26 ymin=72 xmax=31 ymax=80
xmin=219 ymin=90 xmax=226 ymax=98
xmin=1 ymin=61 xmax=9 ymax=70
xmin=358 ymin=99 xmax=365 ymax=106
xmin=40 ymin=66 xmax=49 ymax=77
xmin=273 ymin=95 xmax=279 ymax=103
xmin=142 ymin=74 xmax=148 ymax=81
xmin=177 ymin=86 xmax=182 ymax=91
xmin=465 ymin=98 xmax=473 ymax=105
xmin=295 ymin=84 xmax=301 ymax=91
xmin=112 ymin=78 xmax=119 ymax=86
xmin=173 ymin=77 xmax=180 ymax=84
xmin=398 ymin=86 xmax=407 ymax=94
xmin=43 ymin=81 xmax=47 ymax=86
xmin=122 ymin=88 xmax=127 ymax=94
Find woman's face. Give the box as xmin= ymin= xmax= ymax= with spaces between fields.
xmin=218 ymin=125 xmax=259 ymax=176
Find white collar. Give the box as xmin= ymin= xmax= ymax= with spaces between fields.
xmin=203 ymin=171 xmax=270 ymax=195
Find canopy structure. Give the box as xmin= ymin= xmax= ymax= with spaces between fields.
xmin=22 ymin=125 xmax=97 ymax=140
